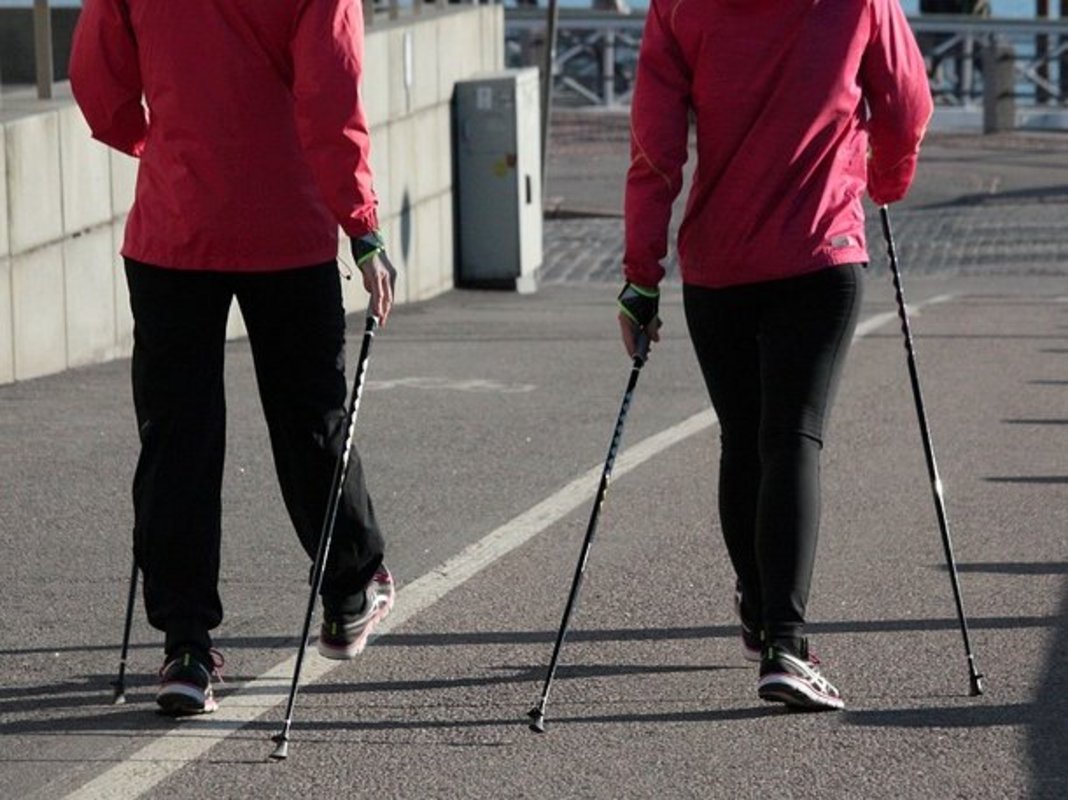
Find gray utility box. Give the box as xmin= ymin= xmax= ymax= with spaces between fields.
xmin=454 ymin=68 xmax=543 ymax=293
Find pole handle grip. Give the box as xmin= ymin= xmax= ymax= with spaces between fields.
xmin=633 ymin=331 xmax=650 ymax=366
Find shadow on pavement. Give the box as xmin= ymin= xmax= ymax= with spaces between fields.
xmin=916 ymin=184 xmax=1068 ymax=210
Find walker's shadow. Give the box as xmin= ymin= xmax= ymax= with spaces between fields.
xmin=845 ymin=703 xmax=1029 ymax=728
xmin=915 ymin=184 xmax=1068 ymax=209
xmin=0 ymin=635 xmax=295 ymax=658
xmin=954 ymin=561 xmax=1068 ymax=575
xmin=1001 ymin=418 xmax=1068 ymax=425
xmin=4 ymin=558 xmax=1065 ymax=789
xmin=0 ymin=668 xmax=266 ymax=727
xmin=0 ymin=661 xmax=737 ymax=741
xmin=375 ymin=613 xmax=1055 ymax=650
xmin=250 ymin=704 xmax=777 ymax=738
xmin=298 ymin=661 xmax=731 ymax=698
xmin=847 ymin=585 xmax=1068 ymax=795
xmin=1 ymin=610 xmax=1058 ymax=741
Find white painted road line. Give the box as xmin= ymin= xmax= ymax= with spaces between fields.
xmin=368 ymin=376 xmax=537 ymax=393
xmin=62 ymin=295 xmax=954 ymax=799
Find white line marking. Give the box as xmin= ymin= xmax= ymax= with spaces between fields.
xmin=63 ymin=294 xmax=954 ymax=798
xmin=368 ymin=376 xmax=536 ymax=393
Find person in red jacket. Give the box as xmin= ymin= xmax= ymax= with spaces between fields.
xmin=70 ymin=0 xmax=397 ymax=715
xmin=617 ymin=0 xmax=933 ymax=710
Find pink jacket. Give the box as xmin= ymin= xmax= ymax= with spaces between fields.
xmin=624 ymin=0 xmax=933 ymax=289
xmin=70 ymin=0 xmax=378 ymax=271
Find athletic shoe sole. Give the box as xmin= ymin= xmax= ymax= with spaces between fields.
xmin=157 ymin=683 xmax=217 ymax=716
xmin=757 ymin=673 xmax=845 ymax=711
xmin=317 ymin=572 xmax=396 ymax=660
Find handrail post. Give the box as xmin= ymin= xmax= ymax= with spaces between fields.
xmin=961 ymin=29 xmax=974 ymax=105
xmin=540 ymin=0 xmax=560 ymax=197
xmin=602 ymin=28 xmax=615 ymax=107
xmin=983 ymin=36 xmax=1016 ymax=133
xmin=33 ymin=0 xmax=54 ymax=100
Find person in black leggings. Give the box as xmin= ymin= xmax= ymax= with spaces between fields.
xmin=684 ymin=264 xmax=863 ymax=689
xmin=619 ymin=0 xmax=931 ymax=711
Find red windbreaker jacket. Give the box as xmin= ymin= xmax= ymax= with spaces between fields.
xmin=70 ymin=0 xmax=378 ymax=271
xmin=624 ymin=0 xmax=933 ymax=289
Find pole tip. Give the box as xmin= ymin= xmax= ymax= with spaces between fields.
xmin=970 ymin=673 xmax=985 ymax=697
xmin=269 ymin=734 xmax=289 ymax=761
xmin=527 ymin=707 xmax=546 ymax=734
xmin=111 ymin=680 xmax=126 ymax=705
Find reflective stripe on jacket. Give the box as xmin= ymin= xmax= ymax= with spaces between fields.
xmin=70 ymin=0 xmax=378 ymax=271
xmin=624 ymin=0 xmax=933 ymax=289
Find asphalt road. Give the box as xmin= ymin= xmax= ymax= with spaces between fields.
xmin=1 ymin=113 xmax=1066 ymax=799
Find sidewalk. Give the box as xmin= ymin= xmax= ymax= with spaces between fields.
xmin=541 ymin=110 xmax=1068 ymax=285
xmin=0 ymin=112 xmax=1066 ymax=799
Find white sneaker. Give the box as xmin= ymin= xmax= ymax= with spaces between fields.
xmin=757 ymin=641 xmax=844 ymax=711
xmin=317 ymin=567 xmax=395 ymax=660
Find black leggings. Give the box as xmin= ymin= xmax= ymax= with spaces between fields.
xmin=125 ymin=259 xmax=385 ymax=655
xmin=683 ymin=264 xmax=863 ymax=649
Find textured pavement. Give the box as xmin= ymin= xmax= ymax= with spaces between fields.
xmin=541 ymin=111 xmax=1068 ymax=284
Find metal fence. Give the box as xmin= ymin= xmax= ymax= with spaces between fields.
xmin=14 ymin=3 xmax=1068 ymax=119
xmin=11 ymin=0 xmax=492 ymax=100
xmin=505 ymin=8 xmax=1068 ymax=114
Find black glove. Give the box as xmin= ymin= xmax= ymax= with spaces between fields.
xmin=351 ymin=229 xmax=386 ymax=267
xmin=617 ymin=282 xmax=660 ymax=330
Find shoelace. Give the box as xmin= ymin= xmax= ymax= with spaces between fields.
xmin=159 ymin=648 xmax=226 ymax=684
xmin=207 ymin=648 xmax=226 ymax=683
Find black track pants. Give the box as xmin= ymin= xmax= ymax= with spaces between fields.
xmin=683 ymin=264 xmax=863 ymax=649
xmin=125 ymin=259 xmax=385 ymax=655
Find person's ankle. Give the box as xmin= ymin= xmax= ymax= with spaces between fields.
xmin=323 ymin=588 xmax=368 ymax=618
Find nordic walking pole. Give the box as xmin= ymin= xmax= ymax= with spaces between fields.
xmin=270 ymin=312 xmax=380 ymax=761
xmin=111 ymin=556 xmax=138 ymax=704
xmin=880 ymin=205 xmax=984 ymax=696
xmin=527 ymin=331 xmax=652 ymax=734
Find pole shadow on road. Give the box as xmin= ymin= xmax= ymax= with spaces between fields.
xmin=296 ymin=661 xmax=739 ymax=698
xmin=2 ymin=571 xmax=1064 ymax=793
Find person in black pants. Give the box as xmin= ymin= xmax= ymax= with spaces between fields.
xmin=683 ymin=265 xmax=862 ymax=698
xmin=125 ymin=261 xmax=391 ymax=675
xmin=618 ymin=0 xmax=932 ymax=710
xmin=70 ymin=0 xmax=397 ymax=716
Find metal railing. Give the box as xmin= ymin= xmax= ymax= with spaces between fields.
xmin=507 ymin=8 xmax=644 ymax=107
xmin=17 ymin=0 xmax=493 ymax=100
xmin=505 ymin=8 xmax=1068 ymax=114
xmin=916 ymin=15 xmax=1068 ymax=105
xmin=17 ymin=2 xmax=1068 ymax=116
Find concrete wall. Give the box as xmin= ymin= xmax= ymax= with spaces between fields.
xmin=0 ymin=5 xmax=505 ymax=385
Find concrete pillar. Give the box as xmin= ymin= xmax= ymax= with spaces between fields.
xmin=982 ymin=40 xmax=1015 ymax=134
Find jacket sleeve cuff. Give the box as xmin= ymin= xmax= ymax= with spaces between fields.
xmin=867 ymin=154 xmax=917 ymax=206
xmin=340 ymin=207 xmax=380 ymax=241
xmin=623 ymin=263 xmax=665 ymax=290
